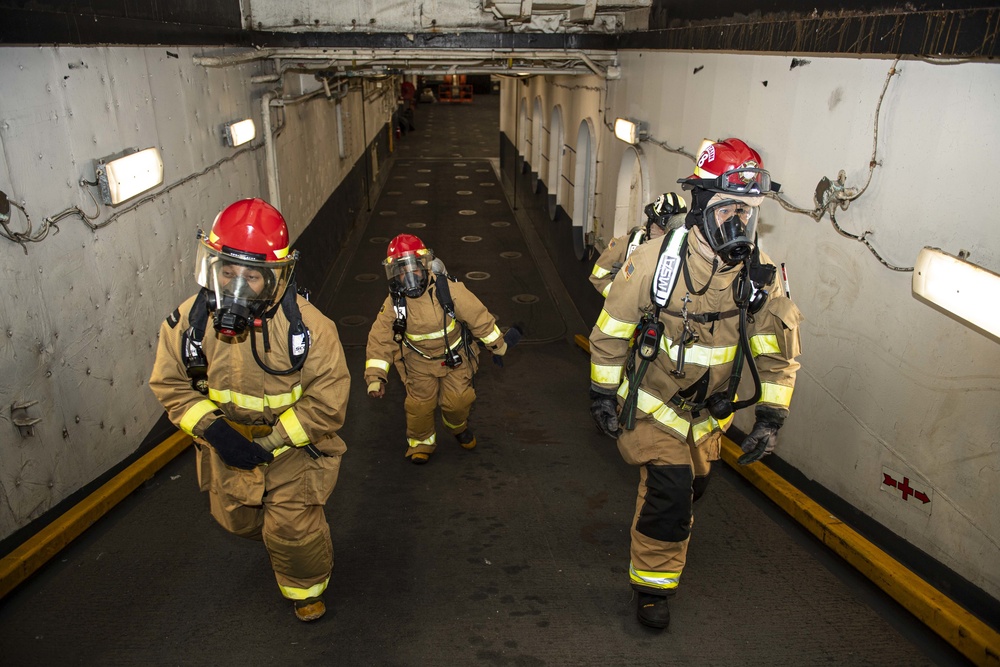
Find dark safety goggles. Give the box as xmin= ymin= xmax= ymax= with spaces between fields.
xmin=680 ymin=167 xmax=778 ymax=196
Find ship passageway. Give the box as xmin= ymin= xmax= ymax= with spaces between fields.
xmin=0 ymin=94 xmax=968 ymax=666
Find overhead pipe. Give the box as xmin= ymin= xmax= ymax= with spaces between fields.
xmin=577 ymin=51 xmax=605 ymax=77
xmin=261 ymin=90 xmax=280 ymax=211
xmin=197 ymin=47 xmax=618 ymax=65
xmin=262 ymin=86 xmax=338 ymax=210
xmin=194 ymin=50 xmax=277 ymax=67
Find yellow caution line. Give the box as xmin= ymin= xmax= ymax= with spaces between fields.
xmin=577 ymin=330 xmax=998 ymax=663
xmin=721 ymin=436 xmax=1000 ymax=667
xmin=0 ymin=431 xmax=192 ymax=600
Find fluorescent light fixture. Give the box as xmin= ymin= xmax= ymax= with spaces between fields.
xmin=614 ymin=117 xmax=646 ymax=144
xmin=912 ymin=246 xmax=1000 ymax=339
xmin=94 ymin=147 xmax=164 ymax=206
xmin=224 ymin=118 xmax=256 ymax=147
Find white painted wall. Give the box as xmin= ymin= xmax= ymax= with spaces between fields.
xmin=0 ymin=47 xmax=374 ymax=541
xmin=505 ymin=52 xmax=1000 ymax=599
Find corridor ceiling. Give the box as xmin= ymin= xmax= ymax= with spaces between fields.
xmin=1 ymin=1 xmax=997 ymax=60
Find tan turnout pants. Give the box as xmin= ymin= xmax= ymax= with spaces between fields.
xmin=616 ymin=420 xmax=720 ymax=595
xmin=402 ymin=354 xmax=476 ymax=459
xmin=195 ymin=434 xmax=345 ymax=600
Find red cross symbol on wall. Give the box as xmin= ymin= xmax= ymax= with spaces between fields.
xmin=882 ymin=472 xmax=931 ymax=504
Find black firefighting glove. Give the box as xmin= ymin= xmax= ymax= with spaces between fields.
xmin=737 ymin=405 xmax=786 ymax=465
xmin=203 ymin=418 xmax=274 ymax=470
xmin=589 ymin=386 xmax=622 ymax=439
xmin=493 ymin=325 xmax=524 ymax=368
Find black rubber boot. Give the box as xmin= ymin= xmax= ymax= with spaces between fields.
xmin=455 ymin=429 xmax=476 ymax=450
xmin=637 ymin=593 xmax=670 ymax=629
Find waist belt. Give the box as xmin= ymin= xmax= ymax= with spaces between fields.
xmin=669 ymin=394 xmax=703 ymax=414
xmin=403 ymin=332 xmax=464 ymax=361
xmin=664 ymin=308 xmax=739 ymax=324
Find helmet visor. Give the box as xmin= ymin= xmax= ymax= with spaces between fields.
xmin=195 ymin=241 xmax=295 ymax=318
xmin=383 ymin=250 xmax=430 ymax=297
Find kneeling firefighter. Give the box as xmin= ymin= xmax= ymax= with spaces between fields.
xmin=365 ymin=233 xmax=521 ymax=464
xmin=587 ymin=138 xmax=804 ymax=629
xmin=149 ymin=198 xmax=351 ymax=622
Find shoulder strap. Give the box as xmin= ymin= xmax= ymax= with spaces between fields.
xmin=181 ymin=288 xmax=212 ymax=392
xmin=434 ymin=273 xmax=457 ymax=318
xmin=391 ymin=292 xmax=408 ymax=342
xmin=624 ymin=229 xmax=646 ymax=261
xmin=280 ymin=280 xmax=310 ymax=368
xmin=650 ymin=227 xmax=688 ymax=309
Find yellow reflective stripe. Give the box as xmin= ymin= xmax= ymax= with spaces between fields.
xmin=601 ymin=282 xmax=612 ymax=298
xmin=279 ymin=577 xmax=329 ymax=601
xmin=481 ymin=325 xmax=503 ymax=345
xmin=719 ymin=410 xmax=734 ymax=431
xmin=270 ymin=445 xmax=292 ymax=459
xmin=590 ymin=362 xmax=623 ymax=385
xmin=208 ymin=385 xmax=303 ymax=412
xmin=442 ymin=415 xmax=465 ymax=430
xmin=629 ymin=563 xmax=681 ymax=590
xmin=366 ymin=358 xmax=391 ymax=372
xmin=692 ymin=417 xmax=718 ymax=442
xmin=750 ymin=333 xmax=781 ymax=356
xmin=760 ymin=382 xmax=793 ymax=407
xmin=592 ymin=264 xmax=611 ymax=279
xmin=407 ymin=433 xmax=437 ymax=448
xmin=660 ymin=336 xmax=738 ymax=367
xmin=406 ymin=319 xmax=457 ymax=341
xmin=597 ymin=309 xmax=638 ymax=339
xmin=279 ymin=408 xmax=310 ymax=446
xmin=619 ymin=380 xmax=689 ymax=440
xmin=180 ymin=399 xmax=219 ymax=436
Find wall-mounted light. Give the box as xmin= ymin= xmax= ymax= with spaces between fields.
xmin=912 ymin=247 xmax=1000 ymax=339
xmin=614 ymin=117 xmax=647 ymax=145
xmin=93 ymin=147 xmax=164 ymax=206
xmin=224 ymin=118 xmax=256 ymax=147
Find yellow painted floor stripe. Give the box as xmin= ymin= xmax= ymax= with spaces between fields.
xmin=0 ymin=431 xmax=192 ymax=600
xmin=575 ymin=330 xmax=999 ymax=664
xmin=721 ymin=436 xmax=1000 ymax=666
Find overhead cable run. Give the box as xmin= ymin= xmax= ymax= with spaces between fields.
xmin=193 ymin=48 xmax=620 ymax=78
xmin=0 ymin=71 xmax=355 ymax=254
xmin=636 ymin=57 xmax=909 ymax=272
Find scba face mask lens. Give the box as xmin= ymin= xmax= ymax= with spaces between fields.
xmin=211 ymin=263 xmax=276 ymax=335
xmin=703 ymin=199 xmax=758 ymax=265
xmin=385 ymin=252 xmax=429 ymax=298
xmin=194 ymin=246 xmax=292 ymax=336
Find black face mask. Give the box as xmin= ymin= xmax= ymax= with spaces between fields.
xmin=212 ymin=276 xmax=271 ymax=336
xmin=213 ymin=297 xmax=254 ymax=336
xmin=706 ymin=213 xmax=753 ymax=266
xmin=690 ymin=191 xmax=756 ymax=266
xmin=391 ymin=269 xmax=427 ymax=299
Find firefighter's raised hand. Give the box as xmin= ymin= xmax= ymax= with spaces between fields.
xmin=367 ymin=381 xmax=385 ymax=398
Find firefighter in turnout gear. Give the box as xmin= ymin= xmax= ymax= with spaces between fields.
xmin=365 ymin=234 xmax=515 ymax=464
xmin=588 ymin=139 xmax=803 ymax=629
xmin=149 ymin=198 xmax=351 ymax=623
xmin=589 ymin=192 xmax=688 ymax=298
